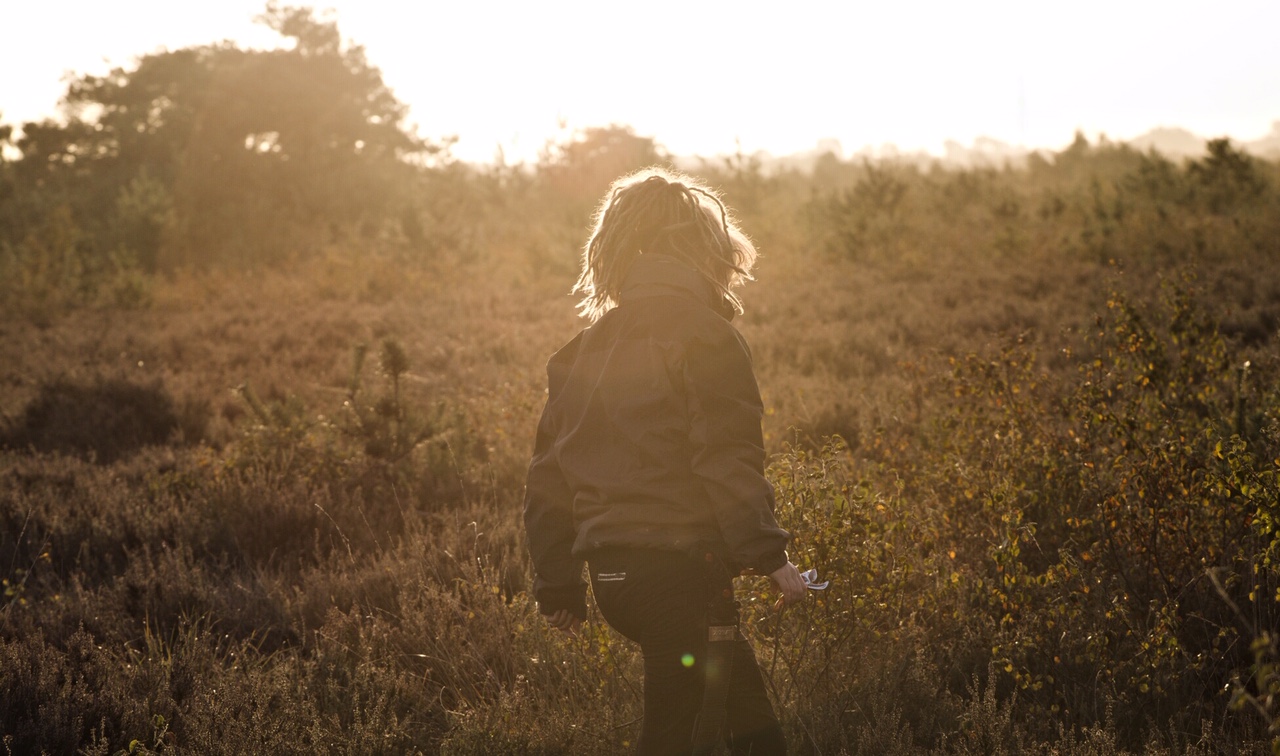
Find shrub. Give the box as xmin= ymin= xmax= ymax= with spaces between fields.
xmin=1 ymin=377 xmax=182 ymax=463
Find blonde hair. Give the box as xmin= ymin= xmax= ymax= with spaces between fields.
xmin=572 ymin=167 xmax=758 ymax=322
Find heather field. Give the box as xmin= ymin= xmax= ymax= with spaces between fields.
xmin=3 ymin=12 xmax=1280 ymax=752
xmin=3 ymin=135 xmax=1280 ymax=754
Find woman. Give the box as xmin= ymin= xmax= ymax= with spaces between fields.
xmin=523 ymin=167 xmax=805 ymax=755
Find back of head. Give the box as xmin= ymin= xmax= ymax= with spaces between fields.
xmin=573 ymin=167 xmax=758 ymax=323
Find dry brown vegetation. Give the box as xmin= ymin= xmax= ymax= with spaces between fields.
xmin=2 ymin=131 xmax=1279 ymax=754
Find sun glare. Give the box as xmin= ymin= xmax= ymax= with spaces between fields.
xmin=2 ymin=0 xmax=1278 ymax=163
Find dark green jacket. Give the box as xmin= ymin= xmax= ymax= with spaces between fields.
xmin=523 ymin=254 xmax=790 ymax=618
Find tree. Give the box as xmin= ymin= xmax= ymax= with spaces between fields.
xmin=538 ymin=124 xmax=668 ymax=204
xmin=1188 ymin=138 xmax=1266 ymax=213
xmin=3 ymin=4 xmax=436 ymax=273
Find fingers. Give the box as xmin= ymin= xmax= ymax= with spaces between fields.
xmin=780 ymin=579 xmax=806 ymax=605
xmin=544 ymin=609 xmax=581 ymax=635
xmin=769 ymin=562 xmax=809 ymax=608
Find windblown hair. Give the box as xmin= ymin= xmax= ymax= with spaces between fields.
xmin=573 ymin=167 xmax=758 ymax=323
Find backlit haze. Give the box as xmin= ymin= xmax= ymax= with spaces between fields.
xmin=4 ymin=0 xmax=1279 ymax=164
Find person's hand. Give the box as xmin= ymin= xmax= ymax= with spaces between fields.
xmin=769 ymin=561 xmax=807 ymax=609
xmin=543 ymin=609 xmax=582 ymax=635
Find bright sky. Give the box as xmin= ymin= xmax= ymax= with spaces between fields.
xmin=4 ymin=0 xmax=1278 ymax=164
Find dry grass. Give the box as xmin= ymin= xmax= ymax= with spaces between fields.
xmin=2 ymin=144 xmax=1279 ymax=753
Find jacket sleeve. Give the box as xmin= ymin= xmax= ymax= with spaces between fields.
xmin=522 ymin=349 xmax=587 ymax=620
xmin=684 ymin=324 xmax=790 ymax=574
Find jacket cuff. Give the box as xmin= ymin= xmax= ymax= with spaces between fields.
xmin=534 ymin=581 xmax=587 ymax=621
xmin=754 ymin=550 xmax=789 ymax=576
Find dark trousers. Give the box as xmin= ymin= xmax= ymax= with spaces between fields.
xmin=588 ymin=548 xmax=786 ymax=756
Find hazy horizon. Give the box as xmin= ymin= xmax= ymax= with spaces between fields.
xmin=4 ymin=0 xmax=1279 ymax=163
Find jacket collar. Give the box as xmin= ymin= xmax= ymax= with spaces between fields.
xmin=618 ymin=254 xmax=735 ymax=321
